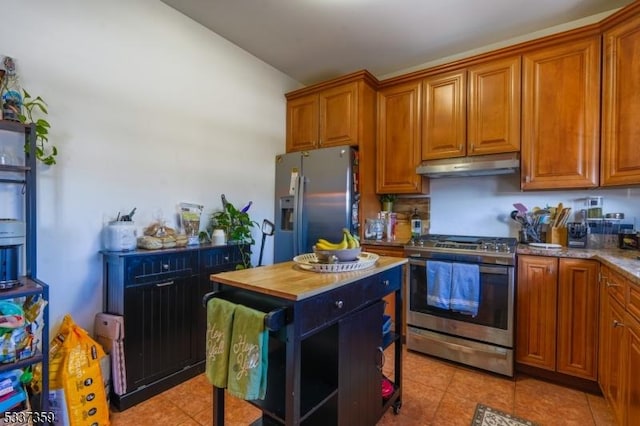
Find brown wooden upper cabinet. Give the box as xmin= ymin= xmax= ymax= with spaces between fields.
xmin=377 ymin=80 xmax=428 ymax=194
xmin=285 ymin=72 xmax=377 ymax=153
xmin=520 ymin=35 xmax=601 ymax=190
xmin=601 ymin=10 xmax=640 ymax=187
xmin=421 ymin=56 xmax=521 ymax=160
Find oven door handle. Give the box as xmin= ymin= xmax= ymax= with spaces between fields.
xmin=408 ymin=258 xmax=510 ymax=275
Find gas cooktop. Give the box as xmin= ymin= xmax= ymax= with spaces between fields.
xmin=404 ymin=234 xmax=518 ymax=265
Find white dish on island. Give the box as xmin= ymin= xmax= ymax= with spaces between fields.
xmin=293 ymin=252 xmax=379 ymax=273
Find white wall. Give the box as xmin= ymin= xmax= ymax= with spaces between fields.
xmin=428 ymin=174 xmax=640 ymax=237
xmin=0 ymin=0 xmax=299 ymax=333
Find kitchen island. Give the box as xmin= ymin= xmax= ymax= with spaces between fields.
xmin=207 ymin=256 xmax=407 ymax=425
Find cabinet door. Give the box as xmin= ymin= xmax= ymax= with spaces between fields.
xmin=338 ymin=301 xmax=384 ymax=425
xmin=467 ymin=56 xmax=521 ymax=156
xmin=521 ymin=36 xmax=600 ymax=190
xmin=556 ymin=259 xmax=599 ymax=379
xmin=286 ymin=94 xmax=319 ymax=152
xmin=376 ymin=80 xmax=426 ymax=194
xmin=628 ymin=316 xmax=640 ymax=426
xmin=422 ymin=70 xmax=466 ymax=160
xmin=516 ymin=255 xmax=557 ymax=370
xmin=601 ymin=297 xmax=628 ymax=426
xmin=319 ymin=82 xmax=358 ymax=148
xmin=601 ymin=13 xmax=640 ymax=187
xmin=124 ymin=276 xmax=196 ymax=390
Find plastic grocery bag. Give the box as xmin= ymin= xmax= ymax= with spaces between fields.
xmin=48 ymin=314 xmax=110 ymax=426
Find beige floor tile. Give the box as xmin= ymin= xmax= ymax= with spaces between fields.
xmin=446 ymin=367 xmax=515 ymax=413
xmin=402 ymin=349 xmax=456 ymax=391
xmin=110 ymin=393 xmax=194 ymax=426
xmin=514 ymin=375 xmax=595 ymax=426
xmin=378 ymin=380 xmax=445 ymax=425
xmin=107 ymin=351 xmax=616 ymax=426
xmin=587 ymin=393 xmax=618 ymax=426
xmin=430 ymin=390 xmax=478 ymax=426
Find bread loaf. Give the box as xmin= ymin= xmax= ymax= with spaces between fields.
xmin=137 ymin=236 xmax=162 ymax=250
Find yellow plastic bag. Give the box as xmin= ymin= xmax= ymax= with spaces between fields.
xmin=49 ymin=314 xmax=110 ymax=426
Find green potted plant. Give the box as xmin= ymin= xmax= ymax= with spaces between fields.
xmin=379 ymin=194 xmax=397 ymax=212
xmin=1 ymin=68 xmax=57 ymax=165
xmin=207 ymin=200 xmax=258 ymax=269
xmin=18 ymin=89 xmax=57 ymax=165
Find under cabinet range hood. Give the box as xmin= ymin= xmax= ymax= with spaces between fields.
xmin=416 ymin=152 xmax=520 ymax=178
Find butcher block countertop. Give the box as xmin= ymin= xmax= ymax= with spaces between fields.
xmin=210 ymin=256 xmax=407 ymax=301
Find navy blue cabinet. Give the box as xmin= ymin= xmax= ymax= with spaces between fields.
xmin=102 ymin=244 xmax=242 ymax=411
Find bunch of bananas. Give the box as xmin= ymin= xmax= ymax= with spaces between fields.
xmin=315 ymin=228 xmax=360 ymax=250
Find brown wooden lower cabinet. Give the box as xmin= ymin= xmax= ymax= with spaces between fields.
xmin=516 ymin=256 xmax=599 ymax=380
xmin=627 ymin=316 xmax=640 ymax=424
xmin=362 ymin=243 xmax=406 ymax=336
xmin=599 ymin=264 xmax=640 ymax=426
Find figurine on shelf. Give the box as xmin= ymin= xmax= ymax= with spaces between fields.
xmin=0 ymin=56 xmax=22 ymax=122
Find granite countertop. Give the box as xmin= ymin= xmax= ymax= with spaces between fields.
xmin=517 ymin=244 xmax=640 ymax=286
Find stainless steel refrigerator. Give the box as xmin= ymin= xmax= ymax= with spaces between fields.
xmin=274 ymin=145 xmax=358 ymax=263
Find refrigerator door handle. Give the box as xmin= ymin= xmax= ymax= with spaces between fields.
xmin=293 ymin=173 xmax=304 ymax=256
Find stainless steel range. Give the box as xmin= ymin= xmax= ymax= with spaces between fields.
xmin=405 ymin=234 xmax=517 ymax=376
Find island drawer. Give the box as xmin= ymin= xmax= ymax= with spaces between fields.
xmin=125 ymin=252 xmax=197 ymax=285
xmin=298 ymin=268 xmax=401 ymax=336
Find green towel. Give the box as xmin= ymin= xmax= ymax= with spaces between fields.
xmin=205 ymin=298 xmax=237 ymax=388
xmin=226 ymin=304 xmax=268 ymax=400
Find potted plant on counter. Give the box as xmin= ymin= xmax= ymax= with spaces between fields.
xmin=379 ymin=194 xmax=397 ymax=212
xmin=207 ymin=198 xmax=257 ymax=269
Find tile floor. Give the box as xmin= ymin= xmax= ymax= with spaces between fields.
xmin=110 ymin=346 xmax=617 ymax=426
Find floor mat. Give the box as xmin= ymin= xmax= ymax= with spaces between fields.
xmin=471 ymin=403 xmax=539 ymax=426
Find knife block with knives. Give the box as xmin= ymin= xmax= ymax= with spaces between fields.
xmin=546 ymin=204 xmax=571 ymax=246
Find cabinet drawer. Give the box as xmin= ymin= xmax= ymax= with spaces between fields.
xmin=299 ymin=268 xmax=401 ymax=336
xmin=628 ymin=280 xmax=640 ymax=323
xmin=125 ymin=252 xmax=197 ymax=285
xmin=200 ymin=246 xmax=242 ymax=271
xmin=604 ymin=268 xmax=627 ymax=307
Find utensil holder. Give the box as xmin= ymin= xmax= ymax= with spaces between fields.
xmin=546 ymin=227 xmax=567 ymax=246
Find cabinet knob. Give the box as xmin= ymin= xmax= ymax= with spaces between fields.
xmin=470 ymin=143 xmax=475 ymax=152
xmin=335 ymin=300 xmax=344 ymax=309
xmin=224 ymin=256 xmax=229 ymax=261
xmin=613 ymin=320 xmax=625 ymax=328
xmin=382 ymin=279 xmax=390 ymax=287
xmin=606 ymin=281 xmax=620 ymax=288
xmin=162 ymin=264 xmax=169 ymax=270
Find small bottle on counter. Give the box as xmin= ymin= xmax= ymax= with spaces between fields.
xmin=411 ymin=208 xmax=422 ymax=240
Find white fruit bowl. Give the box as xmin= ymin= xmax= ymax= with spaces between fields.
xmin=313 ymin=246 xmax=362 ymax=262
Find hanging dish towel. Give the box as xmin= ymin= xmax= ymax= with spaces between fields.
xmin=426 ymin=260 xmax=452 ymax=309
xmin=205 ymin=298 xmax=237 ymax=388
xmin=227 ymin=304 xmax=269 ymax=400
xmin=450 ymin=263 xmax=481 ymax=316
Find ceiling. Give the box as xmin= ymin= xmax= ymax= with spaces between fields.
xmin=161 ymin=0 xmax=633 ymax=85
